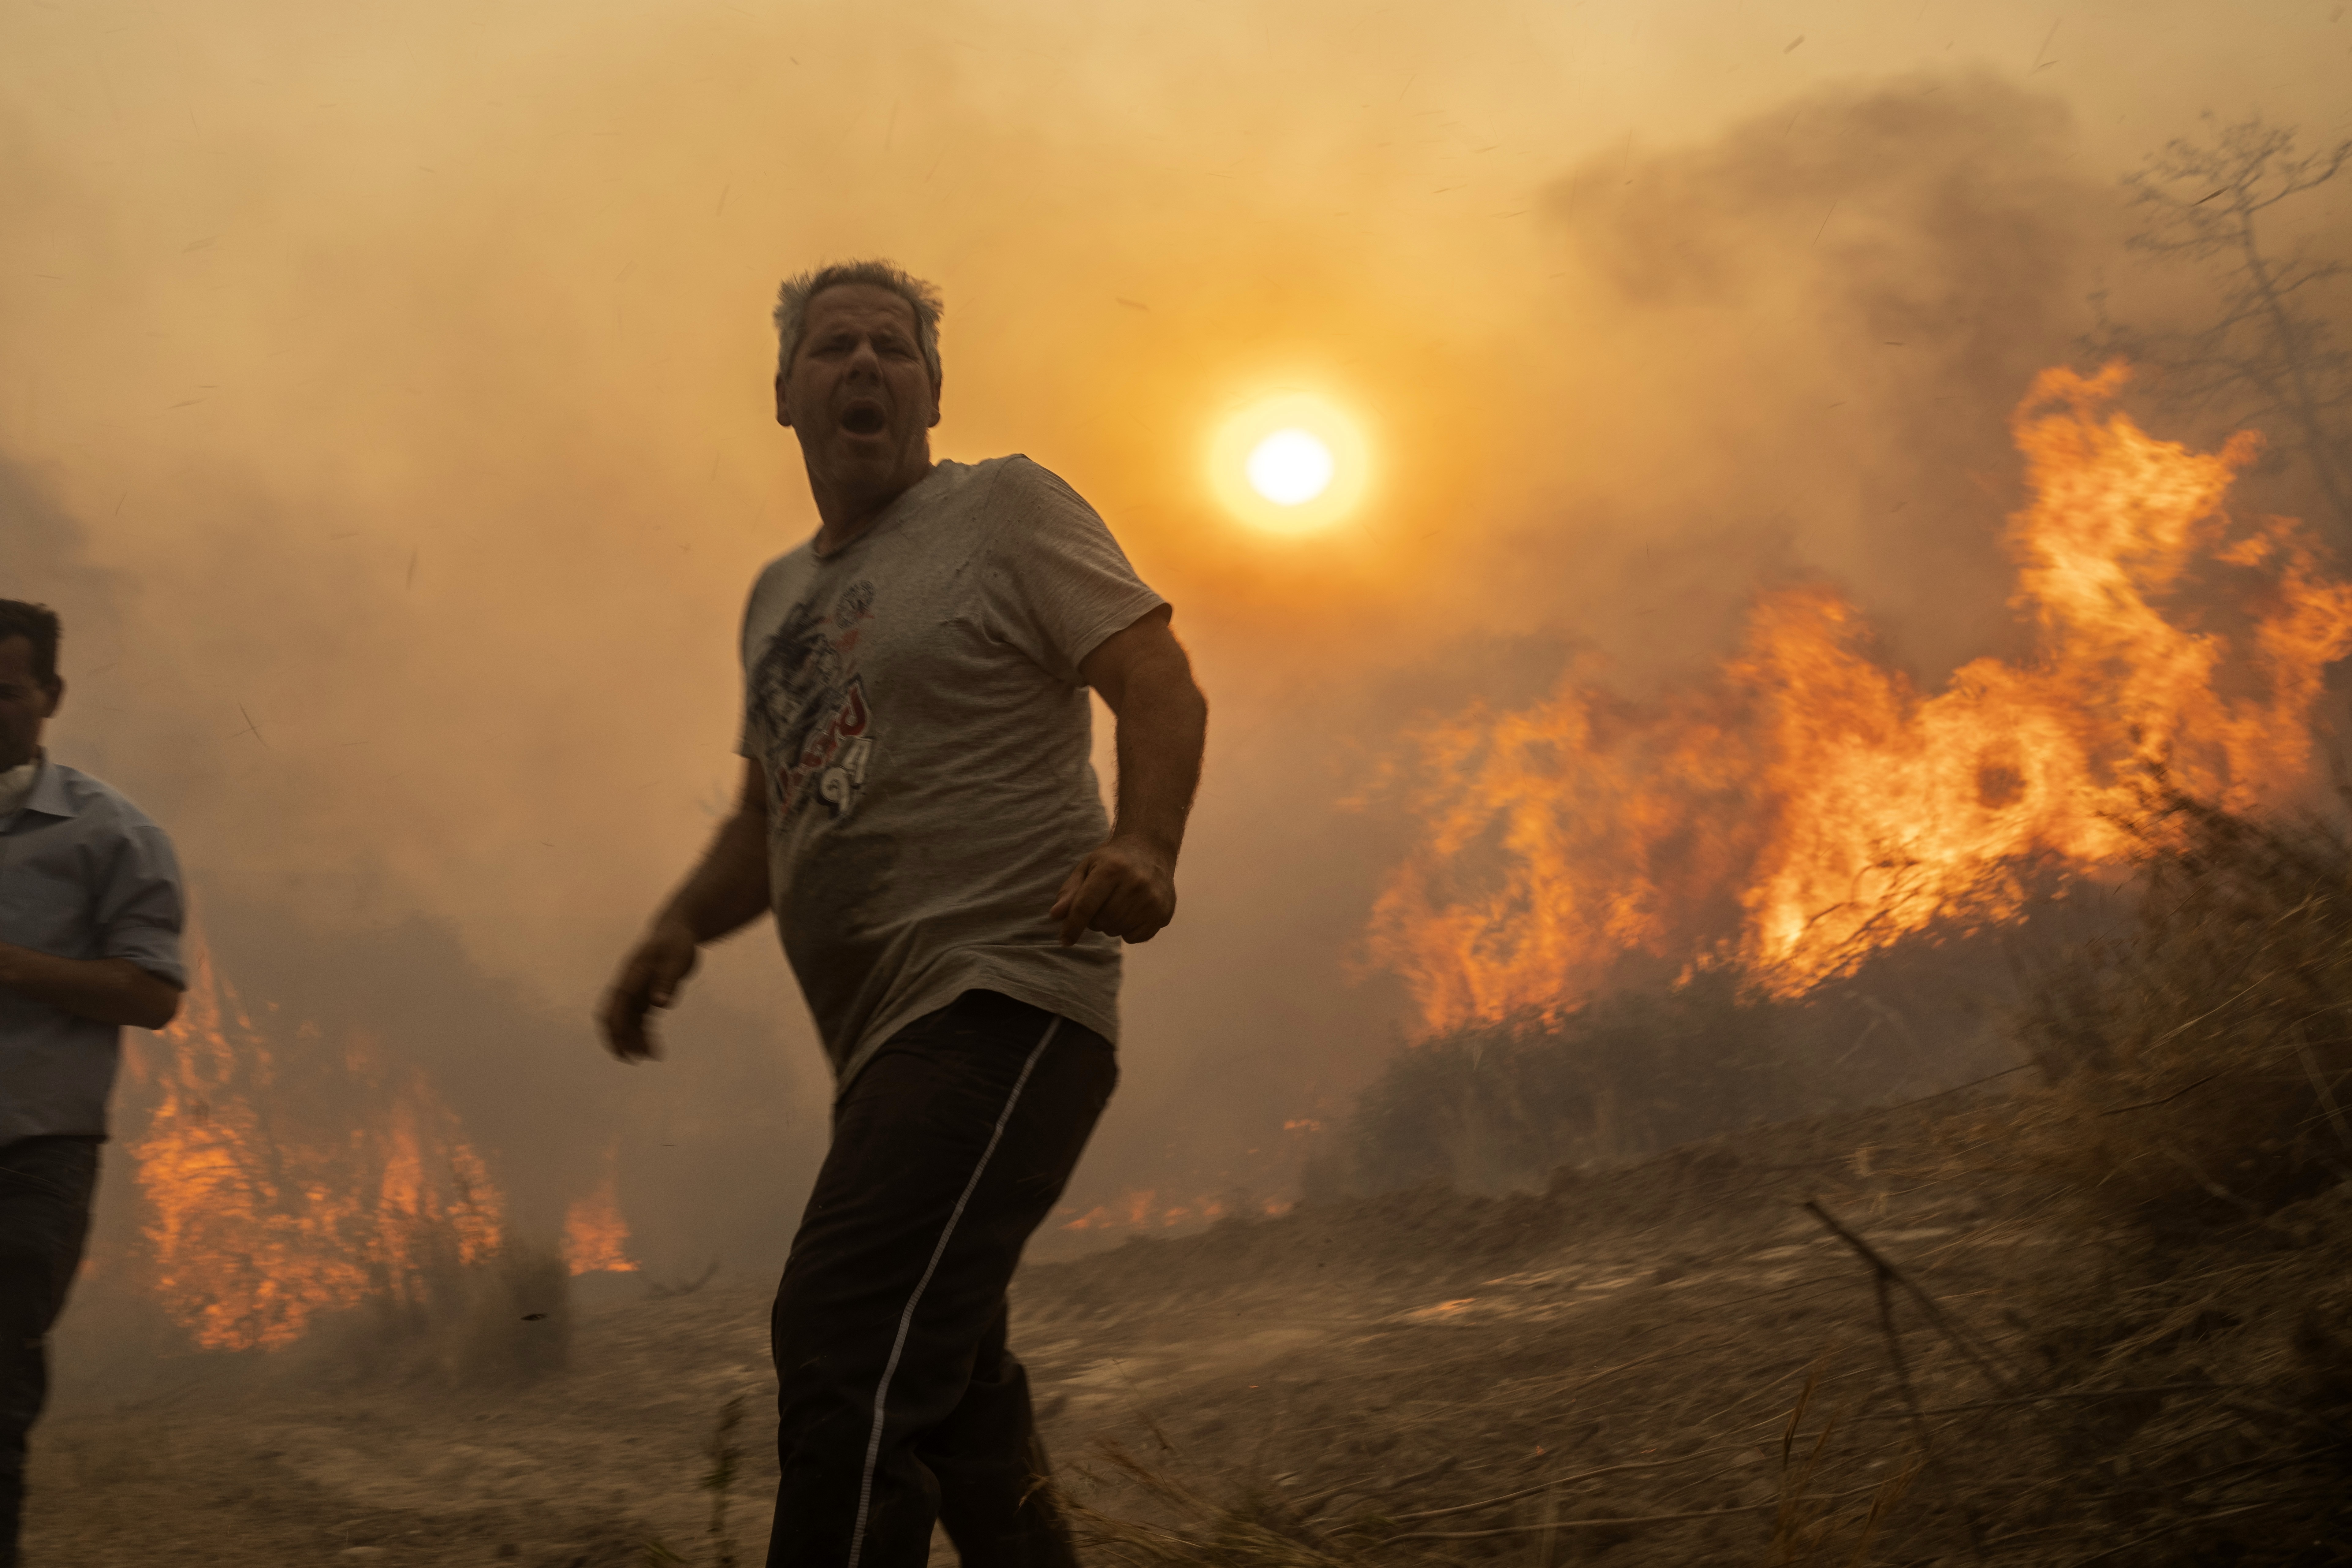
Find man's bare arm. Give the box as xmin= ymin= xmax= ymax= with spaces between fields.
xmin=1053 ymin=608 xmax=1208 ymax=945
xmin=597 ymin=757 xmax=772 ymax=1061
xmin=0 ymin=944 xmax=182 ymax=1030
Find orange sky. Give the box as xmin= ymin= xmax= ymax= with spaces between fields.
xmin=7 ymin=0 xmax=2351 ymax=1251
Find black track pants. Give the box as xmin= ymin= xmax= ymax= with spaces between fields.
xmin=0 ymin=1137 xmax=98 ymax=1568
xmin=767 ymin=990 xmax=1116 ymax=1568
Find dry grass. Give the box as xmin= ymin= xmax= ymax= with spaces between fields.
xmin=2008 ymin=789 xmax=2352 ymax=1224
xmin=1065 ymin=1440 xmax=1349 ymax=1567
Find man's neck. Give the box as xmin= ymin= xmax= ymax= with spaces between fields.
xmin=809 ymin=460 xmax=935 ymax=557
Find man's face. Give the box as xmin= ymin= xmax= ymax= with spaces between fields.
xmin=0 ymin=637 xmax=59 ymax=773
xmin=775 ymin=283 xmax=941 ymax=499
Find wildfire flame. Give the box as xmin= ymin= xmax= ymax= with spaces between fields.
xmin=1369 ymin=365 xmax=2352 ymax=1033
xmin=129 ymin=940 xmax=505 ymax=1350
xmin=561 ymin=1153 xmax=637 ymax=1275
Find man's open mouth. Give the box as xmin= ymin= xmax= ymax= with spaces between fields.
xmin=841 ymin=404 xmax=888 ymax=436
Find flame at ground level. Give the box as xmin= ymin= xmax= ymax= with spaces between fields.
xmin=124 ymin=940 xmax=637 ymax=1351
xmin=562 ymin=1157 xmax=638 ymax=1275
xmin=1369 ymin=365 xmax=2352 ymax=1033
xmin=129 ymin=944 xmax=507 ymax=1350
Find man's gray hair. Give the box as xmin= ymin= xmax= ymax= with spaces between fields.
xmin=773 ymin=260 xmax=944 ymax=389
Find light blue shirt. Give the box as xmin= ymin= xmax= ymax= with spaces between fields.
xmin=0 ymin=754 xmax=186 ymax=1145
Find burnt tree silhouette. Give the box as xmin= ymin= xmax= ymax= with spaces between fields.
xmin=2088 ymin=115 xmax=2352 ymax=535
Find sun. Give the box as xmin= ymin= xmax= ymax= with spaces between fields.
xmin=1248 ymin=429 xmax=1335 ymax=505
xmin=1209 ymin=391 xmax=1371 ymax=535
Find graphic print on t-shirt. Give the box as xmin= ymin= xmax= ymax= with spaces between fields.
xmin=746 ymin=580 xmax=879 ymax=820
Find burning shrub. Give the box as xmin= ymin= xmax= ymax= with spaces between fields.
xmin=127 ymin=940 xmax=512 ymax=1352
xmin=2010 ymin=789 xmax=2352 ymax=1226
xmin=1363 ymin=365 xmax=2352 ymax=1044
xmin=107 ymin=926 xmax=642 ymax=1386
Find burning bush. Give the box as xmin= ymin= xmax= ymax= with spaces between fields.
xmin=1331 ymin=359 xmax=2352 ymax=1210
xmin=107 ymin=929 xmax=632 ymax=1384
xmin=126 ymin=940 xmax=512 ymax=1352
xmin=1364 ymin=364 xmax=2352 ymax=1040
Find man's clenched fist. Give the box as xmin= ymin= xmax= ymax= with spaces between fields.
xmin=1049 ymin=836 xmax=1177 ymax=946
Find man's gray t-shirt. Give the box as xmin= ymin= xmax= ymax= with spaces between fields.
xmin=738 ymin=455 xmax=1167 ymax=1087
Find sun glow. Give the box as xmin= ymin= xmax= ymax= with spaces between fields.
xmin=1247 ymin=430 xmax=1334 ymax=505
xmin=1210 ymin=391 xmax=1370 ymax=534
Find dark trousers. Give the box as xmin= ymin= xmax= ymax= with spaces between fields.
xmin=768 ymin=990 xmax=1116 ymax=1568
xmin=0 ymin=1137 xmax=98 ymax=1568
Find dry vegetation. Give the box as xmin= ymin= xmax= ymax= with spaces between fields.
xmin=1049 ymin=792 xmax=2352 ymax=1567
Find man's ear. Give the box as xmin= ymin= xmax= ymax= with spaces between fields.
xmin=39 ymin=679 xmax=62 ymax=721
xmin=774 ymin=371 xmax=793 ymax=428
xmin=928 ymin=372 xmax=944 ymax=430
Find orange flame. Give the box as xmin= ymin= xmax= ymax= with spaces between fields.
xmin=1369 ymin=365 xmax=2352 ymax=1033
xmin=129 ymin=940 xmax=505 ymax=1350
xmin=561 ymin=1153 xmax=637 ymax=1275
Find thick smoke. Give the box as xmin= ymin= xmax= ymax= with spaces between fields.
xmin=1491 ymin=74 xmax=2116 ymax=692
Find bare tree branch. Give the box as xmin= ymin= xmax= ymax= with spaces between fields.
xmin=2085 ymin=115 xmax=2352 ymax=534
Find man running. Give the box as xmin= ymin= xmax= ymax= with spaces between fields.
xmin=598 ymin=260 xmax=1207 ymax=1567
xmin=0 ymin=599 xmax=186 ymax=1568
